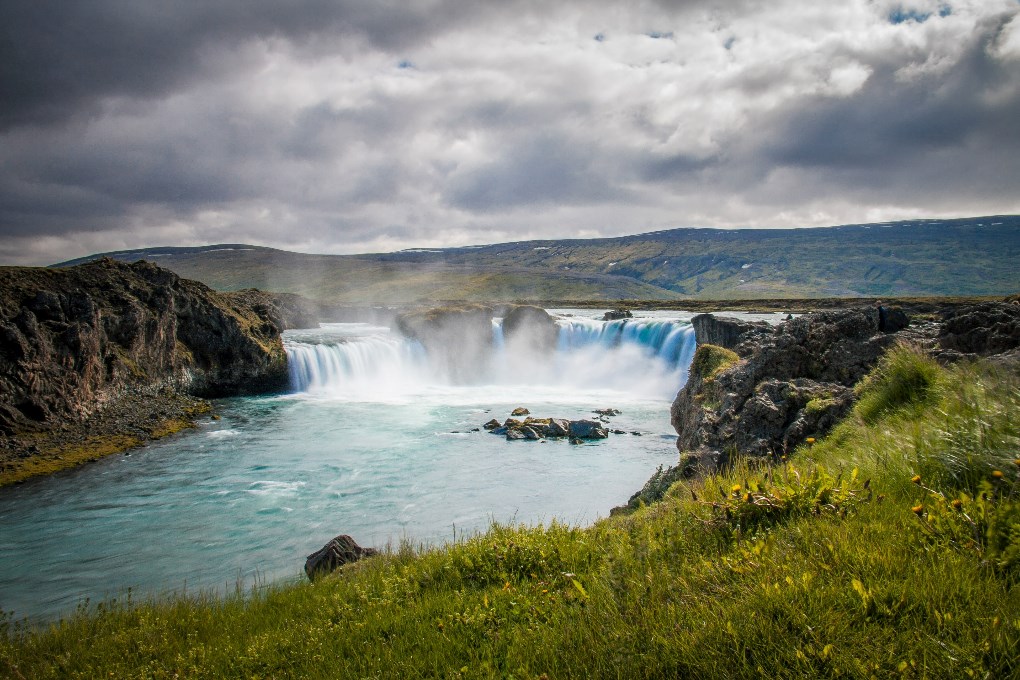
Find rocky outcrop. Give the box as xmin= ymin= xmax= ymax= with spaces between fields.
xmin=670 ymin=307 xmax=906 ymax=474
xmin=938 ymin=302 xmax=1020 ymax=356
xmin=0 ymin=258 xmax=289 ymax=482
xmin=690 ymin=313 xmax=772 ymax=351
xmin=603 ymin=308 xmax=633 ymax=321
xmin=395 ymin=304 xmax=494 ymax=382
xmin=224 ymin=289 xmax=324 ymax=331
xmin=502 ymin=305 xmax=559 ymax=355
xmin=305 ymin=534 xmax=378 ymax=580
xmin=486 ymin=413 xmax=608 ymax=441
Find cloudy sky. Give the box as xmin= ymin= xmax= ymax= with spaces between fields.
xmin=2 ymin=0 xmax=1019 ymax=265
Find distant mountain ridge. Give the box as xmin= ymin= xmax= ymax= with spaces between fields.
xmin=55 ymin=216 xmax=1020 ymax=303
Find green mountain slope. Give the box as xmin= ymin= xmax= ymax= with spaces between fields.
xmin=57 ymin=216 xmax=1020 ymax=303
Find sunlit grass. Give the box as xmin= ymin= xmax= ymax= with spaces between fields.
xmin=3 ymin=347 xmax=1019 ymax=678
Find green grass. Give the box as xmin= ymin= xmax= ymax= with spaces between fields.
xmin=3 ymin=348 xmax=1019 ymax=678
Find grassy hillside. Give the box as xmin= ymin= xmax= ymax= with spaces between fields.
xmin=4 ymin=347 xmax=1018 ymax=678
xmin=56 ymin=216 xmax=1020 ymax=304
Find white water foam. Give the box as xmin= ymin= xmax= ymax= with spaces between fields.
xmin=284 ymin=312 xmax=697 ymax=402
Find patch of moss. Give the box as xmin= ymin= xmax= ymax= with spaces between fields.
xmin=0 ymin=435 xmax=143 ymax=487
xmin=805 ymin=394 xmax=837 ymax=415
xmin=691 ymin=344 xmax=740 ymax=380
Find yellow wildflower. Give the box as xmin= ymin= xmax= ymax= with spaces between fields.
xmin=951 ymin=499 xmax=963 ymax=511
xmin=806 ymin=437 xmax=815 ymax=444
xmin=731 ymin=484 xmax=741 ymax=494
xmin=911 ymin=504 xmax=924 ymax=515
xmin=911 ymin=475 xmax=921 ymax=485
xmin=992 ymin=470 xmax=1004 ymax=479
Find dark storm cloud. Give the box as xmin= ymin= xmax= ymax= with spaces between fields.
xmin=0 ymin=0 xmax=1018 ymax=265
xmin=0 ymin=0 xmax=462 ymax=131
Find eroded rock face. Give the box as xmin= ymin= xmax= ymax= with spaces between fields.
xmin=305 ymin=535 xmax=378 ymax=580
xmin=0 ymin=258 xmax=288 ymax=435
xmin=395 ymin=304 xmax=494 ymax=383
xmin=670 ymin=307 xmax=905 ymax=475
xmin=690 ymin=313 xmax=772 ymax=352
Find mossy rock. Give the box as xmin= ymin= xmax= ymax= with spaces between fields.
xmin=690 ymin=344 xmax=740 ymax=380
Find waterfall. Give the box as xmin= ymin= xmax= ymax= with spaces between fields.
xmin=556 ymin=318 xmax=696 ymax=369
xmin=284 ymin=315 xmax=697 ymax=399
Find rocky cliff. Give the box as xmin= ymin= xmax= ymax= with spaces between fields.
xmin=620 ymin=300 xmax=1019 ymax=512
xmin=675 ymin=302 xmax=1017 ymax=474
xmin=0 ymin=258 xmax=290 ymax=484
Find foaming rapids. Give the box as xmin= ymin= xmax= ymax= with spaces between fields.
xmin=285 ymin=313 xmax=697 ymax=401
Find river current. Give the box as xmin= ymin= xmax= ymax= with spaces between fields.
xmin=0 ymin=309 xmax=772 ymax=622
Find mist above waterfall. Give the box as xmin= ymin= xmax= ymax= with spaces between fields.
xmin=285 ymin=310 xmax=697 ymax=403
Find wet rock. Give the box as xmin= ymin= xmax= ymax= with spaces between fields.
xmin=503 ymin=418 xmax=523 ymax=429
xmin=0 ymin=258 xmax=288 ymax=439
xmin=305 ymin=534 xmax=378 ymax=580
xmin=506 ymin=429 xmax=527 ymax=441
xmin=603 ymin=309 xmax=633 ymax=321
xmin=522 ymin=426 xmax=541 ymax=440
xmin=593 ymin=408 xmax=621 ymax=417
xmin=511 ymin=407 xmax=530 ymax=416
xmin=568 ymin=420 xmax=609 ymax=439
xmin=548 ymin=419 xmax=571 ymax=437
xmin=482 ymin=419 xmax=501 ymax=430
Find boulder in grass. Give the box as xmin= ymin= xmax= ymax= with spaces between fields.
xmin=305 ymin=535 xmax=378 ymax=580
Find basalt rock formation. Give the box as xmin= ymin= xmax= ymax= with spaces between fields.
xmin=671 ymin=306 xmax=910 ymax=476
xmin=620 ymin=300 xmax=1019 ymax=511
xmin=0 ymin=258 xmax=290 ymax=483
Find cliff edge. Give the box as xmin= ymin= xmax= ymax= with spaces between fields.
xmin=0 ymin=258 xmax=290 ymax=484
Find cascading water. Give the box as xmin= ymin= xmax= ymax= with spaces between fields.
xmin=283 ymin=312 xmax=697 ymax=401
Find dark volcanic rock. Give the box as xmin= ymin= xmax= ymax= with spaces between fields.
xmin=0 ymin=258 xmax=288 ymax=437
xmin=938 ymin=303 xmax=1020 ymax=356
xmin=670 ymin=307 xmax=906 ymax=474
xmin=305 ymin=534 xmax=378 ymax=580
xmin=690 ymin=313 xmax=772 ymax=353
xmin=603 ymin=308 xmax=633 ymax=321
xmin=568 ymin=419 xmax=609 ymax=439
